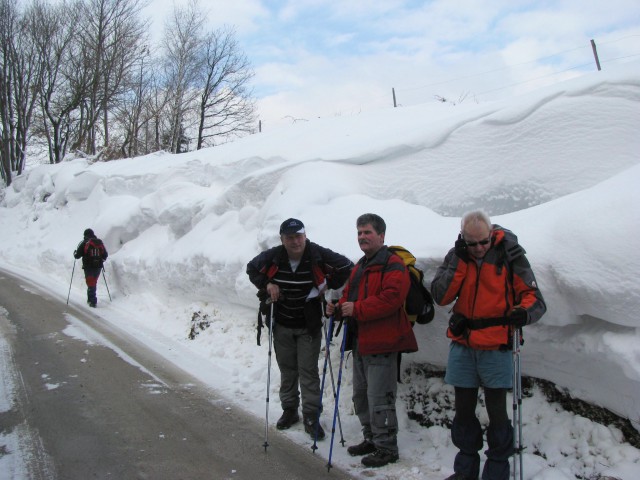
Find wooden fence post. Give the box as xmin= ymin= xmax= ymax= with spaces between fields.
xmin=590 ymin=39 xmax=602 ymax=71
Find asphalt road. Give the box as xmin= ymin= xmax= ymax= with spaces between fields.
xmin=0 ymin=268 xmax=354 ymax=480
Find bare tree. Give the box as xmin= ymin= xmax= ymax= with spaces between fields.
xmin=0 ymin=0 xmax=41 ymax=185
xmin=162 ymin=0 xmax=204 ymax=153
xmin=147 ymin=72 xmax=172 ymax=152
xmin=73 ymin=0 xmax=148 ymax=157
xmin=31 ymin=0 xmax=89 ymax=164
xmin=1 ymin=0 xmax=257 ymax=176
xmin=195 ymin=26 xmax=255 ymax=149
xmin=113 ymin=45 xmax=161 ymax=157
xmin=11 ymin=9 xmax=42 ymax=173
xmin=0 ymin=0 xmax=20 ymax=185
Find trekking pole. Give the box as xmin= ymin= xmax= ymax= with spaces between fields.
xmin=327 ymin=319 xmax=349 ymax=471
xmin=102 ymin=267 xmax=112 ymax=301
xmin=324 ymin=322 xmax=345 ymax=446
xmin=512 ymin=328 xmax=524 ymax=480
xmin=263 ymin=301 xmax=276 ymax=452
xmin=66 ymin=260 xmax=76 ymax=305
xmin=312 ymin=315 xmax=337 ymax=452
xmin=312 ymin=315 xmax=333 ymax=452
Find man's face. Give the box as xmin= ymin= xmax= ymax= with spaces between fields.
xmin=281 ymin=233 xmax=306 ymax=258
xmin=357 ymin=223 xmax=385 ymax=258
xmin=462 ymin=222 xmax=492 ymax=259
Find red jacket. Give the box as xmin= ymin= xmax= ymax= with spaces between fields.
xmin=340 ymin=246 xmax=418 ymax=355
xmin=431 ymin=226 xmax=546 ymax=350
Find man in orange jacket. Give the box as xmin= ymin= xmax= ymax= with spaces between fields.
xmin=431 ymin=210 xmax=546 ymax=480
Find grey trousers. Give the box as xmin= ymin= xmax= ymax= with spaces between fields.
xmin=273 ymin=325 xmax=322 ymax=417
xmin=352 ymin=340 xmax=399 ymax=454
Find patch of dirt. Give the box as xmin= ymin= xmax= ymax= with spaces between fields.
xmin=187 ymin=310 xmax=212 ymax=339
xmin=535 ymin=377 xmax=640 ymax=449
xmin=401 ymin=362 xmax=640 ymax=449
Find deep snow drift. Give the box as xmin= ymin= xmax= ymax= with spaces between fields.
xmin=1 ymin=62 xmax=639 ymax=479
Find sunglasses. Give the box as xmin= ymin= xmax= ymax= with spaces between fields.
xmin=465 ymin=237 xmax=491 ymax=247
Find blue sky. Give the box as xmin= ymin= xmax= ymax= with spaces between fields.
xmin=144 ymin=0 xmax=640 ymax=129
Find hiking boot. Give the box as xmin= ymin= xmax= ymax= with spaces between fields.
xmin=276 ymin=408 xmax=299 ymax=430
xmin=88 ymin=300 xmax=97 ymax=308
xmin=361 ymin=449 xmax=399 ymax=468
xmin=347 ymin=439 xmax=376 ymax=457
xmin=303 ymin=415 xmax=325 ymax=440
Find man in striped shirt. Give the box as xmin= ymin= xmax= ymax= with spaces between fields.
xmin=247 ymin=218 xmax=353 ymax=440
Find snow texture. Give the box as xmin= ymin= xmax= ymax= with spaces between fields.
xmin=1 ymin=62 xmax=639 ymax=479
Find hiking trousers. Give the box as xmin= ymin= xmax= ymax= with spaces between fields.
xmin=451 ymin=387 xmax=514 ymax=480
xmin=84 ymin=267 xmax=101 ymax=305
xmin=273 ymin=325 xmax=322 ymax=417
xmin=352 ymin=339 xmax=399 ymax=455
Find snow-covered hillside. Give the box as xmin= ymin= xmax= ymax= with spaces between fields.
xmin=1 ymin=62 xmax=639 ymax=479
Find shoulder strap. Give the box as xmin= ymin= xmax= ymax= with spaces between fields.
xmin=496 ymin=244 xmax=516 ymax=316
xmin=265 ymin=245 xmax=286 ymax=279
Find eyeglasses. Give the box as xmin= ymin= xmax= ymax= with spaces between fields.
xmin=465 ymin=237 xmax=491 ymax=247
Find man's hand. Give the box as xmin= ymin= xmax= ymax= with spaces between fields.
xmin=266 ymin=282 xmax=280 ymax=303
xmin=454 ymin=234 xmax=469 ymax=263
xmin=327 ymin=298 xmax=352 ymax=321
xmin=340 ymin=302 xmax=355 ymax=318
xmin=507 ymin=307 xmax=529 ymax=327
xmin=327 ymin=301 xmax=355 ymax=319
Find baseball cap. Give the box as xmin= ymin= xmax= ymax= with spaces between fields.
xmin=279 ymin=218 xmax=305 ymax=235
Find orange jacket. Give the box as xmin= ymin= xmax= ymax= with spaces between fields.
xmin=430 ymin=226 xmax=546 ymax=350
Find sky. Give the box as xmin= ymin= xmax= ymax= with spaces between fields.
xmin=141 ymin=0 xmax=640 ymax=130
xmin=1 ymin=61 xmax=640 ymax=479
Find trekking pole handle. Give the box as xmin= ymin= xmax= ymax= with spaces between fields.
xmin=265 ymin=294 xmax=286 ymax=305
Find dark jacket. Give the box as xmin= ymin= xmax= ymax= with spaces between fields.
xmin=74 ymin=235 xmax=108 ymax=270
xmin=246 ymin=240 xmax=353 ymax=330
xmin=431 ymin=225 xmax=546 ymax=350
xmin=340 ymin=246 xmax=418 ymax=356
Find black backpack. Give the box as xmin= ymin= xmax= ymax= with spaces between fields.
xmin=387 ymin=246 xmax=435 ymax=325
xmin=84 ymin=238 xmax=105 ymax=268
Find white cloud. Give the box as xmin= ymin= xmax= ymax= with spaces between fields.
xmin=142 ymin=1 xmax=640 ymax=136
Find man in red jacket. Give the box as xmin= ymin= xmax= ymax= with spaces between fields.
xmin=327 ymin=213 xmax=418 ymax=468
xmin=431 ymin=210 xmax=546 ymax=480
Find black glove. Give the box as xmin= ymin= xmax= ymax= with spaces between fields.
xmin=333 ymin=303 xmax=342 ymax=322
xmin=508 ymin=308 xmax=529 ymax=328
xmin=448 ymin=313 xmax=468 ymax=337
xmin=345 ymin=316 xmax=358 ymax=336
xmin=454 ymin=234 xmax=469 ymax=263
xmin=336 ymin=315 xmax=356 ymax=333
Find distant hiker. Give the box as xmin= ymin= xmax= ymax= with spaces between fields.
xmin=246 ymin=218 xmax=353 ymax=440
xmin=430 ymin=210 xmax=546 ymax=480
xmin=73 ymin=228 xmax=108 ymax=308
xmin=326 ymin=213 xmax=418 ymax=468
